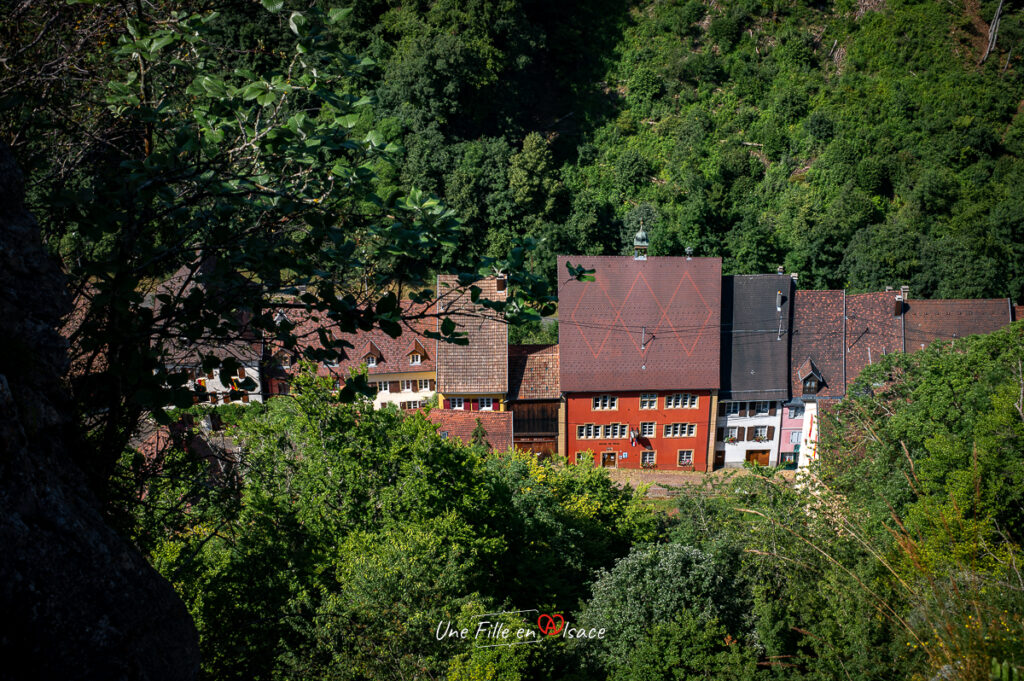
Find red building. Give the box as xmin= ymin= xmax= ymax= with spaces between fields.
xmin=557 ymin=254 xmax=722 ymax=470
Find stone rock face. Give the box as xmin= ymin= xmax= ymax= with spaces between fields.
xmin=0 ymin=144 xmax=199 ymax=680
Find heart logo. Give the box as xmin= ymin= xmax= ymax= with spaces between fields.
xmin=537 ymin=613 xmax=565 ymax=636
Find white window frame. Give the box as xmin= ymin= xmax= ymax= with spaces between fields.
xmin=640 ymin=422 xmax=655 ymax=437
xmin=754 ymin=425 xmax=769 ymax=439
xmin=592 ymin=395 xmax=618 ymax=410
xmin=790 ymin=430 xmax=801 ymax=444
xmin=677 ymin=450 xmax=693 ymax=466
xmin=639 ymin=393 xmax=658 ymax=409
xmin=479 ymin=397 xmax=494 ymax=411
xmin=365 ymin=355 xmax=377 ymax=367
xmin=451 ymin=397 xmax=465 ymax=410
xmin=577 ymin=424 xmax=598 ymax=439
xmin=755 ymin=401 xmax=770 ymax=415
xmin=419 ymin=379 xmax=431 ymax=391
xmin=641 ymin=450 xmax=656 ymax=465
xmin=379 ymin=381 xmax=390 ymax=393
xmin=725 ymin=402 xmax=740 ymax=416
xmin=788 ymin=405 xmax=804 ymax=419
xmin=602 ymin=423 xmax=627 ymax=439
xmin=409 ymin=353 xmax=422 ymax=366
xmin=401 ymin=380 xmax=413 ymax=392
xmin=325 ymin=358 xmax=339 ymax=368
xmin=664 ymin=423 xmax=696 ymax=438
xmin=726 ymin=426 xmax=739 ymax=440
xmin=666 ymin=393 xmax=697 ymax=409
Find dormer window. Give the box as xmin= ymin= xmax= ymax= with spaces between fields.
xmin=365 ymin=355 xmax=377 ymax=367
xmin=410 ymin=353 xmax=422 ymax=366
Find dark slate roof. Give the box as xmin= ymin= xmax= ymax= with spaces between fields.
xmin=427 ymin=409 xmax=514 ymax=452
xmin=719 ymin=274 xmax=793 ymax=401
xmin=903 ymin=298 xmax=1011 ymax=351
xmin=436 ymin=276 xmax=508 ymax=394
xmin=845 ymin=291 xmax=904 ymax=390
xmin=508 ymin=344 xmax=560 ymax=401
xmin=789 ymin=290 xmax=845 ymax=399
xmin=557 ymin=256 xmax=721 ymax=392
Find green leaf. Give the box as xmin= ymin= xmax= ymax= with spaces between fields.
xmin=288 ymin=11 xmax=307 ymax=36
xmin=327 ymin=7 xmax=351 ymax=23
xmin=261 ymin=0 xmax=284 ymax=11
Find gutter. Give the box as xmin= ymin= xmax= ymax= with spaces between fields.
xmin=842 ymin=290 xmax=847 ymax=397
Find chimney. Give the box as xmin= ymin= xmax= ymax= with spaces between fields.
xmin=790 ymin=272 xmax=799 ymax=283
xmin=885 ymin=286 xmax=893 ymax=291
xmin=496 ymin=276 xmax=507 ymax=292
xmin=685 ymin=246 xmax=694 ymax=261
xmin=633 ymin=223 xmax=649 ymax=261
xmin=777 ymin=266 xmax=784 ymax=275
xmin=900 ymin=285 xmax=909 ymax=299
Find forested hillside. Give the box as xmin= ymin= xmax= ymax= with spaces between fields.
xmin=336 ymin=0 xmax=1024 ymax=297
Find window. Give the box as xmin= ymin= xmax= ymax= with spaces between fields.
xmin=790 ymin=431 xmax=801 ymax=444
xmin=640 ymin=422 xmax=655 ymax=437
xmin=753 ymin=425 xmax=768 ymax=440
xmin=754 ymin=401 xmax=770 ymax=415
xmin=641 ymin=451 xmax=656 ymax=465
xmin=664 ymin=423 xmax=696 ymax=438
xmin=639 ymin=393 xmax=657 ymax=409
xmin=410 ymin=353 xmax=422 ymax=366
xmin=602 ymin=423 xmax=627 ymax=439
xmin=725 ymin=426 xmax=739 ymax=441
xmin=451 ymin=397 xmax=464 ymax=410
xmin=440 ymin=431 xmax=449 ymax=439
xmin=666 ymin=393 xmax=698 ymax=409
xmin=401 ymin=380 xmax=413 ymax=392
xmin=365 ymin=355 xmax=377 ymax=367
xmin=725 ymin=402 xmax=741 ymax=416
xmin=419 ymin=379 xmax=431 ymax=391
xmin=677 ymin=450 xmax=693 ymax=466
xmin=479 ymin=397 xmax=494 ymax=411
xmin=401 ymin=400 xmax=423 ymax=410
xmin=592 ymin=395 xmax=618 ymax=410
xmin=788 ymin=404 xmax=804 ymax=419
xmin=325 ymin=357 xmax=339 ymax=368
xmin=280 ymin=355 xmax=292 ymax=370
xmin=379 ymin=382 xmax=390 ymax=393
xmin=577 ymin=424 xmax=598 ymax=439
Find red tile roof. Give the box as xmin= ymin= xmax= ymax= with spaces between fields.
xmin=426 ymin=409 xmax=514 ymax=452
xmin=557 ymin=256 xmax=722 ymax=392
xmin=436 ymin=276 xmax=508 ymax=394
xmin=903 ymin=298 xmax=1011 ymax=351
xmin=508 ymin=344 xmax=560 ymax=400
xmin=845 ymin=291 xmax=904 ymax=391
xmin=1015 ymin=304 xmax=1024 ymax=322
xmin=790 ymin=290 xmax=845 ymax=399
xmin=268 ymin=300 xmax=436 ymax=380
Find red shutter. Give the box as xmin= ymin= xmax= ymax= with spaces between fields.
xmin=471 ymin=399 xmax=479 ymax=411
xmin=718 ymin=403 xmax=725 ymax=416
xmin=390 ymin=381 xmax=400 ymax=393
xmin=716 ymin=427 xmax=723 ymax=441
xmin=769 ymin=402 xmax=777 ymax=416
xmin=767 ymin=426 xmax=775 ymax=440
xmin=444 ymin=399 xmax=451 ymax=409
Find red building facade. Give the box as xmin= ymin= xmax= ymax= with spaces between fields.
xmin=567 ymin=389 xmax=713 ymax=470
xmin=558 ymin=255 xmax=722 ymax=470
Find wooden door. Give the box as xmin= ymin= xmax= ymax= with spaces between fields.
xmin=745 ymin=450 xmax=770 ymax=466
xmin=601 ymin=451 xmax=617 ymax=468
xmin=713 ymin=450 xmax=725 ymax=469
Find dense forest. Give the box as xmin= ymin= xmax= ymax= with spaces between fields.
xmin=3 ymin=0 xmax=1024 ymax=679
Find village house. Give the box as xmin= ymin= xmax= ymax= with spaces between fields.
xmin=426 ymin=409 xmax=514 ymax=453
xmin=507 ymin=344 xmax=561 ymax=456
xmin=714 ymin=273 xmax=793 ymax=468
xmin=557 ymin=238 xmax=722 ymax=470
xmin=435 ymin=275 xmax=509 ymax=412
xmin=264 ymin=301 xmax=437 ymax=409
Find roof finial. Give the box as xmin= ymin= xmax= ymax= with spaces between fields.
xmin=633 ymin=220 xmax=648 ymax=261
